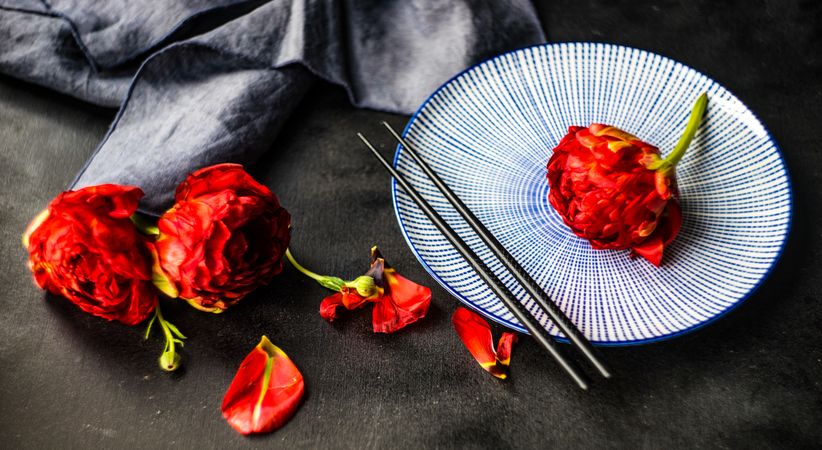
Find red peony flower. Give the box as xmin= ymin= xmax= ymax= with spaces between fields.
xmin=452 ymin=307 xmax=518 ymax=379
xmin=287 ymin=247 xmax=431 ymax=334
xmin=222 ymin=336 xmax=304 ymax=435
xmin=546 ymin=94 xmax=706 ymax=266
xmin=22 ymin=184 xmax=156 ymax=325
xmin=153 ymin=164 xmax=291 ymax=312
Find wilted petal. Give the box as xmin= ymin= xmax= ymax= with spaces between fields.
xmin=631 ymin=201 xmax=682 ymax=267
xmin=372 ymin=269 xmax=431 ymax=334
xmin=222 ymin=336 xmax=304 ymax=435
xmin=319 ymin=290 xmax=370 ymax=322
xmin=319 ymin=292 xmax=344 ymax=321
xmin=452 ymin=307 xmax=517 ymax=379
xmin=495 ymin=332 xmax=518 ymax=366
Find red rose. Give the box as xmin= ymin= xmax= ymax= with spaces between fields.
xmin=547 ymin=124 xmax=682 ymax=266
xmin=154 ymin=164 xmax=291 ymax=312
xmin=22 ymin=185 xmax=156 ymax=325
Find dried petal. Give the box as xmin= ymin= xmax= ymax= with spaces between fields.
xmin=319 ymin=290 xmax=370 ymax=321
xmin=372 ymin=268 xmax=431 ymax=334
xmin=222 ymin=336 xmax=304 ymax=435
xmin=452 ymin=307 xmax=518 ymax=379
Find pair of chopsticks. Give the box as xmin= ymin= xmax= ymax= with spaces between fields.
xmin=358 ymin=123 xmax=611 ymax=390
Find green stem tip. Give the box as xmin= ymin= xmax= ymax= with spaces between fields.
xmin=663 ymin=93 xmax=708 ymax=168
xmin=145 ymin=302 xmax=186 ymax=372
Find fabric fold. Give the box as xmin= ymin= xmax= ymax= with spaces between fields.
xmin=1 ymin=0 xmax=545 ymax=214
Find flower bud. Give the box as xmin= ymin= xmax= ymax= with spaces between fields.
xmin=348 ymin=276 xmax=377 ymax=297
xmin=159 ymin=351 xmax=181 ymax=372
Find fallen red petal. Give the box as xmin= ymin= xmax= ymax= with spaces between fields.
xmin=452 ymin=307 xmax=517 ymax=379
xmin=319 ymin=292 xmax=345 ymax=321
xmin=495 ymin=332 xmax=518 ymax=366
xmin=319 ymin=289 xmax=370 ymax=322
xmin=222 ymin=336 xmax=304 ymax=435
xmin=372 ymin=268 xmax=431 ymax=334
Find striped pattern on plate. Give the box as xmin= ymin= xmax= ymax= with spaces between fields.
xmin=391 ymin=42 xmax=791 ymax=345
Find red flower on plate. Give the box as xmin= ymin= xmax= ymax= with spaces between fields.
xmin=546 ymin=94 xmax=707 ymax=266
xmin=22 ymin=184 xmax=156 ymax=325
xmin=222 ymin=336 xmax=305 ymax=435
xmin=452 ymin=307 xmax=518 ymax=379
xmin=153 ymin=164 xmax=291 ymax=312
xmin=287 ymin=246 xmax=432 ymax=334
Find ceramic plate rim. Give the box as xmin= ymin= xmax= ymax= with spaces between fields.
xmin=391 ymin=42 xmax=793 ymax=346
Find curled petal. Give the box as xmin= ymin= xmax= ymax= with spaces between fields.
xmin=22 ymin=209 xmax=50 ymax=248
xmin=495 ymin=332 xmax=518 ymax=366
xmin=319 ymin=293 xmax=344 ymax=321
xmin=57 ymin=184 xmax=143 ymax=219
xmin=319 ymin=290 xmax=369 ymax=322
xmin=222 ymin=336 xmax=304 ymax=435
xmin=631 ymin=201 xmax=682 ymax=267
xmin=372 ymin=268 xmax=431 ymax=334
xmin=175 ymin=163 xmax=272 ymax=202
xmin=452 ymin=307 xmax=517 ymax=379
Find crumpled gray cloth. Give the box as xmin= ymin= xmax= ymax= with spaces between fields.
xmin=0 ymin=0 xmax=544 ymax=214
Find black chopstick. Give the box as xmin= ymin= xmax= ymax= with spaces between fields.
xmin=358 ymin=133 xmax=590 ymax=390
xmin=381 ymin=122 xmax=611 ymax=380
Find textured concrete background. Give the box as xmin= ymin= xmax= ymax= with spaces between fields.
xmin=1 ymin=1 xmax=821 ymax=448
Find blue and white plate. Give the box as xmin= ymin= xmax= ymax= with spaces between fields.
xmin=392 ymin=42 xmax=792 ymax=345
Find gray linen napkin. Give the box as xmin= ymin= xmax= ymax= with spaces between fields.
xmin=0 ymin=0 xmax=544 ymax=214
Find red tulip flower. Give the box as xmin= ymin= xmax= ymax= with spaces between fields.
xmin=22 ymin=185 xmax=157 ymax=325
xmin=287 ymin=247 xmax=431 ymax=334
xmin=153 ymin=164 xmax=291 ymax=312
xmin=222 ymin=336 xmax=304 ymax=435
xmin=547 ymin=94 xmax=707 ymax=266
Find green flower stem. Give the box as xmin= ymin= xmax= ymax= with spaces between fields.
xmin=285 ymin=248 xmax=345 ymax=291
xmin=145 ymin=302 xmax=186 ymax=372
xmin=663 ymin=92 xmax=708 ymax=168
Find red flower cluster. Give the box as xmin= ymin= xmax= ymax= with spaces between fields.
xmin=23 ymin=185 xmax=157 ymax=325
xmin=154 ymin=164 xmax=291 ymax=312
xmin=23 ymin=164 xmax=291 ymax=375
xmin=547 ymin=124 xmax=681 ymax=266
xmin=546 ymin=94 xmax=706 ymax=266
xmin=24 ymin=164 xmax=290 ymax=321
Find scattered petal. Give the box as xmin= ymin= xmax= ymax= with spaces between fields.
xmin=319 ymin=290 xmax=370 ymax=321
xmin=222 ymin=336 xmax=304 ymax=435
xmin=372 ymin=267 xmax=431 ymax=334
xmin=452 ymin=307 xmax=518 ymax=379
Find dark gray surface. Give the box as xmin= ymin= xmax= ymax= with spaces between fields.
xmin=1 ymin=1 xmax=821 ymax=448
